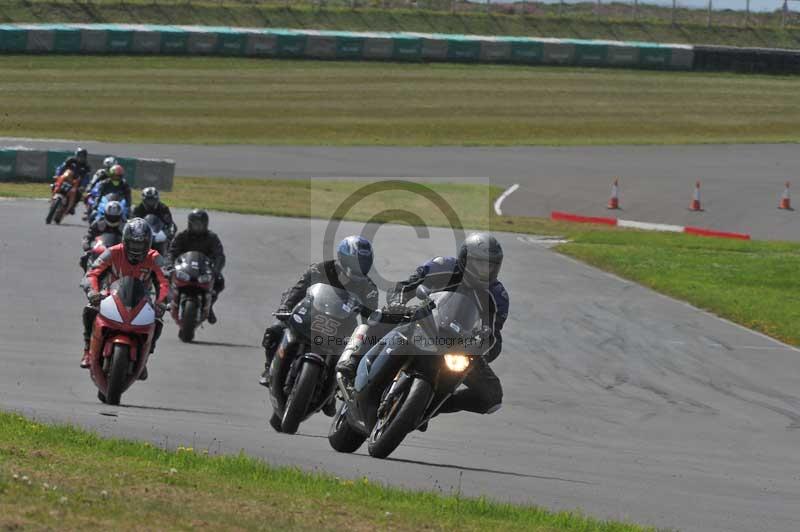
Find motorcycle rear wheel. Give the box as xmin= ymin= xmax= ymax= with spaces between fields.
xmin=328 ymin=403 xmax=366 ymax=453
xmin=45 ymin=197 xmax=61 ymax=225
xmin=281 ymin=361 xmax=321 ymax=434
xmin=178 ymin=298 xmax=197 ymax=343
xmin=105 ymin=344 xmax=130 ymax=406
xmin=367 ymin=378 xmax=431 ymax=459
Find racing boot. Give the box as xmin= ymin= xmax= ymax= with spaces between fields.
xmin=258 ymin=367 xmax=269 ymax=388
xmin=80 ymin=349 xmax=91 ymax=369
xmin=322 ymin=396 xmax=337 ymax=417
xmin=207 ymin=307 xmax=217 ymax=324
xmin=139 ymin=366 xmax=148 ymax=381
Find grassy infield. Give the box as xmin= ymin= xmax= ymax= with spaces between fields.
xmin=2 ymin=15 xmax=799 ymax=529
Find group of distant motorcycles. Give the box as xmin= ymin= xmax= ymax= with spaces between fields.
xmin=45 ymin=162 xmax=494 ymax=460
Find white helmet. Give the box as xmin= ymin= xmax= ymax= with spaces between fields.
xmin=103 ymin=156 xmax=117 ymax=170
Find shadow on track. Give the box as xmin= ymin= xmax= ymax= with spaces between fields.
xmin=384 ymin=456 xmax=596 ymax=485
xmin=121 ymin=404 xmax=228 ymax=416
xmin=191 ymin=340 xmax=257 ymax=349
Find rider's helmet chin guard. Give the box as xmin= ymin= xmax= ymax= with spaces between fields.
xmin=123 ymin=218 xmax=153 ymax=264
xmin=458 ymin=232 xmax=503 ymax=289
xmin=336 ymin=235 xmax=374 ymax=283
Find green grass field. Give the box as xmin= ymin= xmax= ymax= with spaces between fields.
xmin=0 ymin=411 xmax=652 ymax=531
xmin=4 ymin=177 xmax=799 ymax=346
xmin=3 ymin=0 xmax=800 ymax=49
xmin=3 ymin=55 xmax=799 ymax=146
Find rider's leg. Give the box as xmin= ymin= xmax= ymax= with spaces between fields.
xmin=81 ymin=305 xmax=98 ymax=368
xmin=437 ymin=357 xmax=503 ymax=415
xmin=259 ymin=320 xmax=286 ymax=386
xmin=208 ymin=274 xmax=224 ymax=324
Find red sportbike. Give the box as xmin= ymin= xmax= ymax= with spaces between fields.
xmin=88 ymin=276 xmax=157 ymax=405
xmin=45 ymin=169 xmax=80 ymax=225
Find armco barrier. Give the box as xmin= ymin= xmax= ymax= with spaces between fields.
xmin=0 ymin=23 xmax=693 ymax=71
xmin=3 ymin=24 xmax=800 ymax=73
xmin=0 ymin=148 xmax=175 ymax=191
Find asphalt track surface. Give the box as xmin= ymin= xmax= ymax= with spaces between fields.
xmin=3 ymin=138 xmax=800 ymax=240
xmin=3 ymin=199 xmax=800 ymax=532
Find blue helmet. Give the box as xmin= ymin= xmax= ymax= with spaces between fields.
xmin=336 ymin=235 xmax=374 ymax=282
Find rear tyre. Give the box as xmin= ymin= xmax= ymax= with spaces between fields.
xmin=178 ymin=298 xmax=197 ymax=343
xmin=367 ymin=378 xmax=431 ymax=459
xmin=281 ymin=362 xmax=321 ymax=434
xmin=105 ymin=344 xmax=130 ymax=406
xmin=45 ymin=197 xmax=61 ymax=225
xmin=328 ymin=403 xmax=366 ymax=453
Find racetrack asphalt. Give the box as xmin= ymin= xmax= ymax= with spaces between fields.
xmin=2 ymin=199 xmax=800 ymax=532
xmin=3 ymin=138 xmax=799 ymax=240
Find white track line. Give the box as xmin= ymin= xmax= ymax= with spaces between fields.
xmin=617 ymin=219 xmax=684 ymax=233
xmin=494 ymin=183 xmax=520 ymax=216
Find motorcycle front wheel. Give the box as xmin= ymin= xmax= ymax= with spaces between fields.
xmin=105 ymin=343 xmax=130 ymax=406
xmin=178 ymin=297 xmax=197 ymax=343
xmin=281 ymin=361 xmax=321 ymax=434
xmin=45 ymin=196 xmax=61 ymax=225
xmin=367 ymin=378 xmax=432 ymax=459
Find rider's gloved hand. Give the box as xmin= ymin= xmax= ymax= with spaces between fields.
xmin=274 ymin=305 xmax=291 ymax=321
xmin=87 ymin=290 xmax=102 ymax=306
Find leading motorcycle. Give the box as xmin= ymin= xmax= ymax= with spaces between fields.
xmin=328 ymin=285 xmax=487 ymax=458
xmin=45 ymin=169 xmax=79 ymax=225
xmin=87 ymin=276 xmax=157 ymax=405
xmin=267 ymin=283 xmax=362 ymax=434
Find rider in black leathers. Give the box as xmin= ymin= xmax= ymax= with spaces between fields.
xmin=366 ymin=232 xmax=509 ymax=418
xmin=259 ymin=235 xmax=379 ymax=389
xmin=168 ymin=209 xmax=226 ymax=324
xmin=93 ymin=164 xmax=132 ymax=208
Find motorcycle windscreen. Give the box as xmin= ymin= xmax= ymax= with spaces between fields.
xmin=175 ymin=251 xmax=213 ymax=276
xmin=111 ymin=276 xmax=149 ymax=309
xmin=429 ymin=290 xmax=482 ymax=338
xmin=306 ymin=283 xmax=359 ymax=320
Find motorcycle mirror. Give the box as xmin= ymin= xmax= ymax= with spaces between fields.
xmin=415 ymin=285 xmax=431 ymax=301
xmin=367 ymin=309 xmax=382 ymax=327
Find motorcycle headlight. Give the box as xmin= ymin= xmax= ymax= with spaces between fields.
xmin=444 ymin=353 xmax=471 ymax=373
xmin=197 ymin=274 xmax=212 ymax=283
xmin=175 ymin=270 xmax=191 ymax=281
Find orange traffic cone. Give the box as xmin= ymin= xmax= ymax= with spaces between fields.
xmin=779 ymin=181 xmax=792 ymax=210
xmin=607 ymin=179 xmax=620 ymax=210
xmin=689 ymin=181 xmax=703 ymax=211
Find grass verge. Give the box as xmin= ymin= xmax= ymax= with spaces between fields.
xmin=2 ymin=56 xmax=799 ymax=146
xmin=4 ymin=177 xmax=799 ymax=346
xmin=0 ymin=411 xmax=652 ymax=531
xmin=2 ymin=0 xmax=800 ymax=49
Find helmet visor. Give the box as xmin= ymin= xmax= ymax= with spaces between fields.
xmin=188 ymin=219 xmax=207 ymax=233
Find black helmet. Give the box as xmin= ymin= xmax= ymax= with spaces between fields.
xmin=75 ymin=147 xmax=88 ymax=163
xmin=104 ymin=200 xmax=124 ymax=228
xmin=142 ymin=187 xmax=159 ymax=210
xmin=457 ymin=233 xmax=503 ymax=289
xmin=336 ymin=235 xmax=374 ymax=282
xmin=187 ymin=209 xmax=209 ymax=234
xmin=122 ymin=218 xmax=152 ymax=264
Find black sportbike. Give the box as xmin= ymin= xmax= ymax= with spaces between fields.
xmin=328 ymin=285 xmax=489 ymax=459
xmin=268 ymin=283 xmax=362 ymax=434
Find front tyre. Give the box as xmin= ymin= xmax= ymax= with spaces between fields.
xmin=328 ymin=402 xmax=366 ymax=453
xmin=45 ymin=197 xmax=61 ymax=225
xmin=367 ymin=378 xmax=431 ymax=459
xmin=105 ymin=344 xmax=130 ymax=406
xmin=178 ymin=297 xmax=197 ymax=343
xmin=281 ymin=361 xmax=321 ymax=434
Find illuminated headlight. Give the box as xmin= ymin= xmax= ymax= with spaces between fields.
xmin=443 ymin=353 xmax=470 ymax=373
xmin=175 ymin=270 xmax=191 ymax=281
xmin=197 ymin=274 xmax=213 ymax=283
